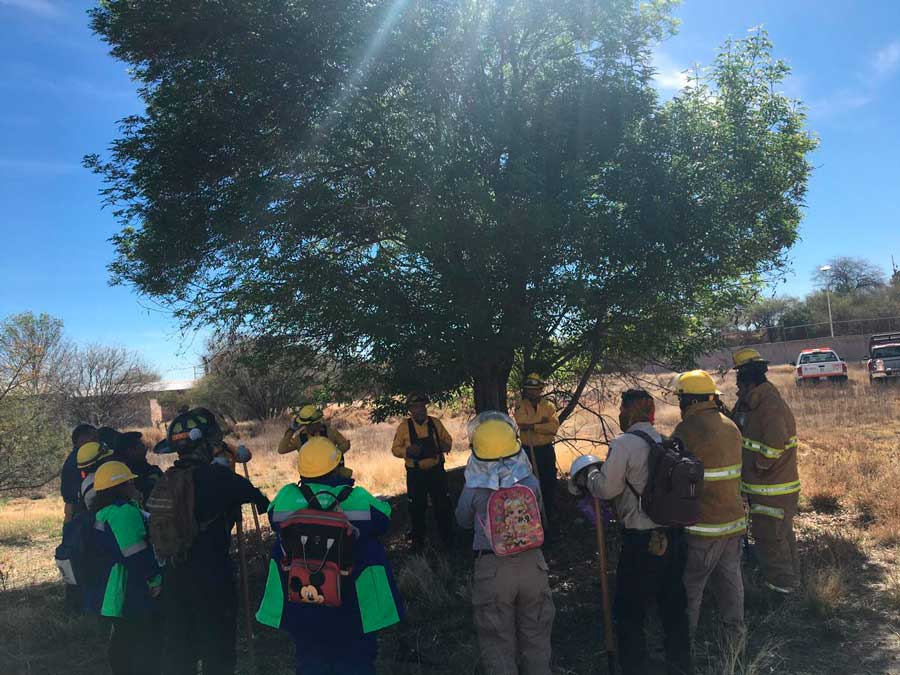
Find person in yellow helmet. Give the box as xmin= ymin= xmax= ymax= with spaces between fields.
xmin=731 ymin=348 xmax=800 ymax=595
xmin=672 ymin=370 xmax=745 ymax=648
xmin=278 ymin=404 xmax=351 ymax=455
xmin=513 ymin=373 xmax=561 ymax=518
xmin=455 ymin=412 xmax=554 ymax=674
xmin=76 ymin=440 xmax=116 ymax=512
xmin=257 ymin=437 xmax=403 ymax=674
xmin=83 ymin=461 xmax=162 ymax=675
xmin=391 ymin=393 xmax=455 ymax=549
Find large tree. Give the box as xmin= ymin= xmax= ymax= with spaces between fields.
xmin=87 ymin=1 xmax=816 ymax=415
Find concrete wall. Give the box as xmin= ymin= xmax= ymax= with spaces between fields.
xmin=697 ymin=334 xmax=872 ymax=371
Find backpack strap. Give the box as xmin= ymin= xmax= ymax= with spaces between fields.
xmin=426 ymin=418 xmax=438 ymax=448
xmin=299 ymin=483 xmax=354 ymax=511
xmin=299 ymin=483 xmax=324 ymax=510
xmin=623 ymin=430 xmax=655 ymax=502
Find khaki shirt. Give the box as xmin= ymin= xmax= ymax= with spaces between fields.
xmin=584 ymin=422 xmax=659 ymax=531
xmin=277 ymin=424 xmax=351 ymax=455
xmin=391 ymin=416 xmax=453 ymax=470
xmin=513 ymin=398 xmax=560 ymax=447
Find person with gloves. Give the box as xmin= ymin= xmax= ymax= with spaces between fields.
xmin=569 ymin=389 xmax=692 ymax=675
xmin=456 ymin=411 xmax=554 ymax=675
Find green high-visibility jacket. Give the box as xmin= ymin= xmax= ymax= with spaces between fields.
xmin=256 ymin=481 xmax=403 ymax=636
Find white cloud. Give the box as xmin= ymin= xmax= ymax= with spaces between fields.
xmin=873 ymin=40 xmax=900 ymax=78
xmin=653 ymin=52 xmax=690 ymax=92
xmin=0 ymin=0 xmax=59 ymax=18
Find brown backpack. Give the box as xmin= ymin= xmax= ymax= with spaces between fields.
xmin=147 ymin=466 xmax=199 ymax=562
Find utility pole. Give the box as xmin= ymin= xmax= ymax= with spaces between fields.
xmin=819 ymin=264 xmax=835 ymax=338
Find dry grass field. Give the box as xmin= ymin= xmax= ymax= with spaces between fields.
xmin=1 ymin=365 xmax=899 ymax=674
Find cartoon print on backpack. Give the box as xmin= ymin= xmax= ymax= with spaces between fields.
xmin=299 ymin=572 xmax=327 ymax=605
xmin=503 ymin=496 xmax=533 ymax=548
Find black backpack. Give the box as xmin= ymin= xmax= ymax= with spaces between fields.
xmin=625 ymin=430 xmax=704 ymax=527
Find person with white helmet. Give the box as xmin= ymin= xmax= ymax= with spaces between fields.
xmin=672 ymin=370 xmax=745 ymax=648
xmin=455 ymin=412 xmax=555 ymax=674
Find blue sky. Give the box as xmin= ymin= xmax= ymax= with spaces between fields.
xmin=1 ymin=0 xmax=898 ymax=379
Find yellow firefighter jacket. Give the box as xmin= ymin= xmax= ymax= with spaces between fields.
xmin=391 ymin=416 xmax=453 ymax=470
xmin=673 ymin=401 xmax=746 ymax=538
xmin=277 ymin=424 xmax=351 ymax=455
xmin=513 ymin=398 xmax=560 ymax=448
xmin=733 ymin=381 xmax=799 ymax=512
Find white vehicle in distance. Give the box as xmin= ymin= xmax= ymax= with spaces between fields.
xmin=795 ymin=347 xmax=848 ymax=386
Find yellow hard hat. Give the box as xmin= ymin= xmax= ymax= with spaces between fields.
xmin=295 ymin=404 xmax=324 ymax=426
xmin=298 ymin=437 xmax=342 ymax=478
xmin=471 ymin=419 xmax=520 ymax=461
xmin=523 ymin=372 xmax=545 ymax=389
xmin=732 ymin=348 xmax=768 ymax=370
xmin=93 ymin=461 xmax=137 ymax=492
xmin=676 ymin=370 xmax=720 ymax=396
xmin=76 ymin=441 xmax=114 ymax=469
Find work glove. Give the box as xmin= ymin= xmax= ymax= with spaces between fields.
xmin=567 ymin=465 xmax=601 ymax=496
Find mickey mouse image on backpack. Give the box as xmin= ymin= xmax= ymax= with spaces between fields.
xmin=299 ymin=572 xmax=327 ymax=605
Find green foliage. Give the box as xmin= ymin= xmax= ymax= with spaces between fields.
xmin=0 ymin=312 xmax=70 ymax=493
xmin=814 ymin=256 xmax=886 ymax=294
xmin=87 ymin=1 xmax=816 ymax=413
xmin=194 ymin=337 xmax=333 ymax=421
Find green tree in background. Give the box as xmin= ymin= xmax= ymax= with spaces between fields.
xmin=87 ymin=1 xmax=816 ymax=415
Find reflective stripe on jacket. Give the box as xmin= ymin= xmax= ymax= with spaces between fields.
xmin=673 ymin=401 xmax=746 ymax=539
xmin=513 ymin=398 xmax=560 ymax=448
xmin=87 ymin=501 xmax=161 ymax=618
xmin=733 ymin=381 xmax=800 ymax=508
xmin=256 ymin=480 xmax=402 ymax=637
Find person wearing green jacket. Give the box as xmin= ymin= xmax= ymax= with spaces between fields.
xmin=257 ymin=437 xmax=404 ymax=674
xmin=84 ymin=461 xmax=162 ymax=675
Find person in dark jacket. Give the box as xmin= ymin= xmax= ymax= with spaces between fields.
xmin=114 ymin=431 xmax=162 ymax=505
xmin=156 ymin=408 xmax=270 ymax=675
xmin=84 ymin=461 xmax=162 ymax=675
xmin=61 ymin=424 xmax=99 ymax=523
xmin=257 ymin=437 xmax=403 ymax=675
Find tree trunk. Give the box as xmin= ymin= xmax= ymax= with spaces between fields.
xmin=472 ymin=358 xmax=513 ymax=413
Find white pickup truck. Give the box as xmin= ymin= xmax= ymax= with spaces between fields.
xmin=795 ymin=348 xmax=848 ymax=385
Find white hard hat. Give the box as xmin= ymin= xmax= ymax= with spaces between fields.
xmin=568 ymin=454 xmax=603 ymax=495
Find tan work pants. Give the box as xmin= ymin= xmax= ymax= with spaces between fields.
xmin=683 ymin=535 xmax=744 ymax=641
xmin=749 ymin=502 xmax=798 ymax=592
xmin=472 ymin=548 xmax=555 ymax=675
